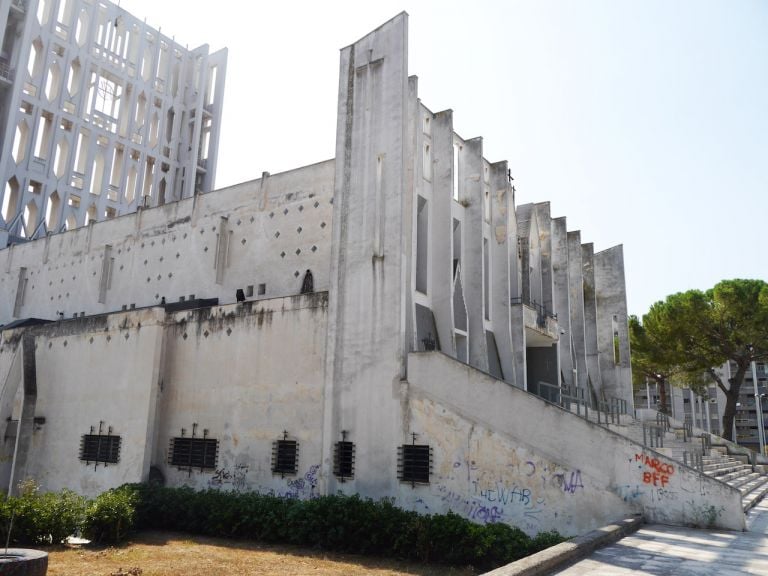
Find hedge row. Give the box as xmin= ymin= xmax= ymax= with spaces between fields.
xmin=0 ymin=482 xmax=135 ymax=545
xmin=0 ymin=482 xmax=564 ymax=570
xmin=130 ymin=484 xmax=563 ymax=570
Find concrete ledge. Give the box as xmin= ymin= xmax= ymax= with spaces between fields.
xmin=481 ymin=515 xmax=644 ymax=576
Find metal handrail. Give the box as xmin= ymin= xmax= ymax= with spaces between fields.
xmin=510 ymin=296 xmax=558 ymax=321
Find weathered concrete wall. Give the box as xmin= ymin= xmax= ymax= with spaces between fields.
xmin=0 ymin=309 xmax=165 ymax=496
xmin=323 ymin=12 xmax=413 ymax=499
xmin=156 ymin=294 xmax=328 ymax=495
xmin=552 ymin=217 xmax=572 ymax=386
xmin=594 ymin=245 xmax=633 ymax=409
xmin=0 ymin=159 xmax=334 ymax=326
xmin=567 ymin=231 xmax=588 ymax=391
xmin=406 ymin=352 xmax=745 ymax=534
xmin=581 ymin=243 xmax=602 ymax=398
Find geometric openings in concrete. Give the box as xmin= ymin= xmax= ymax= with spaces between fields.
xmin=23 ymin=200 xmax=38 ymax=237
xmin=79 ymin=421 xmax=121 ymax=468
xmin=416 ymin=195 xmax=428 ymax=294
xmin=168 ymin=424 xmax=218 ymax=474
xmin=333 ymin=434 xmax=355 ymax=482
xmin=54 ymin=137 xmax=69 ymax=178
xmin=2 ymin=177 xmax=20 ymax=222
xmin=45 ymin=190 xmax=61 ymax=231
xmin=272 ymin=431 xmax=299 ymax=478
xmin=68 ymin=58 xmax=81 ymax=95
xmin=75 ymin=9 xmax=89 ymax=47
xmin=34 ymin=112 xmax=54 ymax=161
xmin=12 ymin=119 xmax=29 ymax=164
xmin=397 ymin=440 xmax=432 ymax=487
xmin=37 ymin=0 xmax=51 ymax=26
xmin=27 ymin=37 xmax=43 ymax=78
xmin=612 ymin=314 xmax=621 ymax=365
xmin=125 ymin=165 xmax=137 ymax=203
xmin=45 ymin=62 xmax=62 ymax=102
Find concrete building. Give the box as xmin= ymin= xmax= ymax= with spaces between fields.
xmin=0 ymin=0 xmax=226 ymax=247
xmin=0 ymin=13 xmax=747 ymax=537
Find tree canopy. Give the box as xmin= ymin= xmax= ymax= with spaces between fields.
xmin=632 ymin=279 xmax=768 ymax=440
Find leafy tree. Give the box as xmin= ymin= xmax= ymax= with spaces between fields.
xmin=629 ymin=315 xmax=675 ymax=413
xmin=635 ymin=279 xmax=768 ymax=440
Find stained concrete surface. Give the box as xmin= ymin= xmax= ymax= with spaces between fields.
xmin=554 ymin=500 xmax=768 ymax=575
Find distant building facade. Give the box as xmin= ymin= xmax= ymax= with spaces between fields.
xmin=0 ymin=0 xmax=226 ymax=247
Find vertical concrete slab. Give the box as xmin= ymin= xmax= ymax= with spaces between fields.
xmin=534 ymin=203 xmax=553 ymax=314
xmin=8 ymin=333 xmax=36 ymax=495
xmin=489 ymin=161 xmax=516 ymax=385
xmin=552 ymin=217 xmax=573 ymax=386
xmin=567 ymin=231 xmax=588 ymax=391
xmin=594 ymin=245 xmax=633 ymax=410
xmin=425 ymin=108 xmax=455 ymax=356
xmin=323 ymin=13 xmax=412 ymax=497
xmin=460 ymin=138 xmax=489 ymax=372
xmin=582 ymin=243 xmax=602 ymax=400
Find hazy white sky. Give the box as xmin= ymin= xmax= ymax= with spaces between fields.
xmin=121 ymin=0 xmax=767 ymax=317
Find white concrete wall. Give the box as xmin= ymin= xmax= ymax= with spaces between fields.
xmin=406 ymin=352 xmax=745 ymax=535
xmin=155 ymin=293 xmax=328 ymax=496
xmin=0 ymin=159 xmax=335 ymax=325
xmin=0 ymin=308 xmax=164 ymax=496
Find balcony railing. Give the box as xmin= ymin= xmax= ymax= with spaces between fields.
xmin=0 ymin=58 xmax=15 ymax=82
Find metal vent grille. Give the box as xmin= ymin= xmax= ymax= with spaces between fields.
xmin=397 ymin=444 xmax=432 ymax=486
xmin=333 ymin=440 xmax=355 ymax=482
xmin=80 ymin=434 xmax=121 ymax=465
xmin=272 ymin=432 xmax=299 ymax=477
xmin=168 ymin=437 xmax=219 ymax=471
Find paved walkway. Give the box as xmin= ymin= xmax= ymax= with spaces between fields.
xmin=554 ymin=500 xmax=768 ymax=575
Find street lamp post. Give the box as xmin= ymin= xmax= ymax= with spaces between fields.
xmin=752 ymin=361 xmax=766 ymax=457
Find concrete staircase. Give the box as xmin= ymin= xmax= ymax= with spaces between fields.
xmin=565 ymin=403 xmax=768 ymax=513
xmin=703 ymin=449 xmax=768 ymax=512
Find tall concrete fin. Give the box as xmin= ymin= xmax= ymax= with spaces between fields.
xmin=567 ymin=231 xmax=588 ymax=391
xmin=582 ymin=243 xmax=602 ymax=402
xmin=7 ymin=333 xmax=37 ymax=495
xmin=594 ymin=245 xmax=633 ymax=410
xmin=323 ymin=13 xmax=411 ymax=497
xmin=552 ymin=217 xmax=572 ymax=386
xmin=0 ymin=340 xmax=23 ymax=493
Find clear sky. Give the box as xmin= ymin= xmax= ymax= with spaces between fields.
xmin=121 ymin=0 xmax=768 ymax=318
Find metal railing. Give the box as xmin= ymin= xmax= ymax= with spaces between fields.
xmin=536 ymin=381 xmax=629 ymax=426
xmin=510 ymin=296 xmax=557 ymax=326
xmin=683 ymin=450 xmax=704 ymax=472
xmin=643 ymin=422 xmax=665 ymax=448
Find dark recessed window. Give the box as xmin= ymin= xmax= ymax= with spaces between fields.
xmin=398 ymin=443 xmax=432 ymax=486
xmin=272 ymin=432 xmax=299 ymax=477
xmin=80 ymin=433 xmax=121 ymax=465
xmin=334 ymin=441 xmax=355 ymax=481
xmin=168 ymin=437 xmax=218 ymax=470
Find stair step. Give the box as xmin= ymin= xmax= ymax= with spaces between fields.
xmin=728 ymin=472 xmax=761 ymax=488
xmin=743 ymin=477 xmax=768 ymax=512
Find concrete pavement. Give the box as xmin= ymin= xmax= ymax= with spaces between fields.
xmin=552 ymin=499 xmax=768 ymax=575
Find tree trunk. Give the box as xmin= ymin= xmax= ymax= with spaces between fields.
xmin=658 ymin=378 xmax=669 ymax=414
xmin=721 ymin=364 xmax=748 ymax=442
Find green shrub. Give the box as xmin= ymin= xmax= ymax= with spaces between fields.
xmin=0 ymin=482 xmax=565 ymax=569
xmin=127 ymin=483 xmax=565 ymax=569
xmin=0 ymin=483 xmax=86 ymax=545
xmin=82 ymin=485 xmax=138 ymax=543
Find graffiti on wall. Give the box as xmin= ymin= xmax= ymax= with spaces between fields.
xmin=431 ymin=456 xmax=586 ymax=532
xmin=208 ymin=462 xmax=249 ymax=490
xmin=635 ymin=453 xmax=674 ymax=487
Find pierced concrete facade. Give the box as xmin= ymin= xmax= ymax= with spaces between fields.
xmin=0 ymin=13 xmax=747 ymax=537
xmin=0 ymin=0 xmax=226 ymax=247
